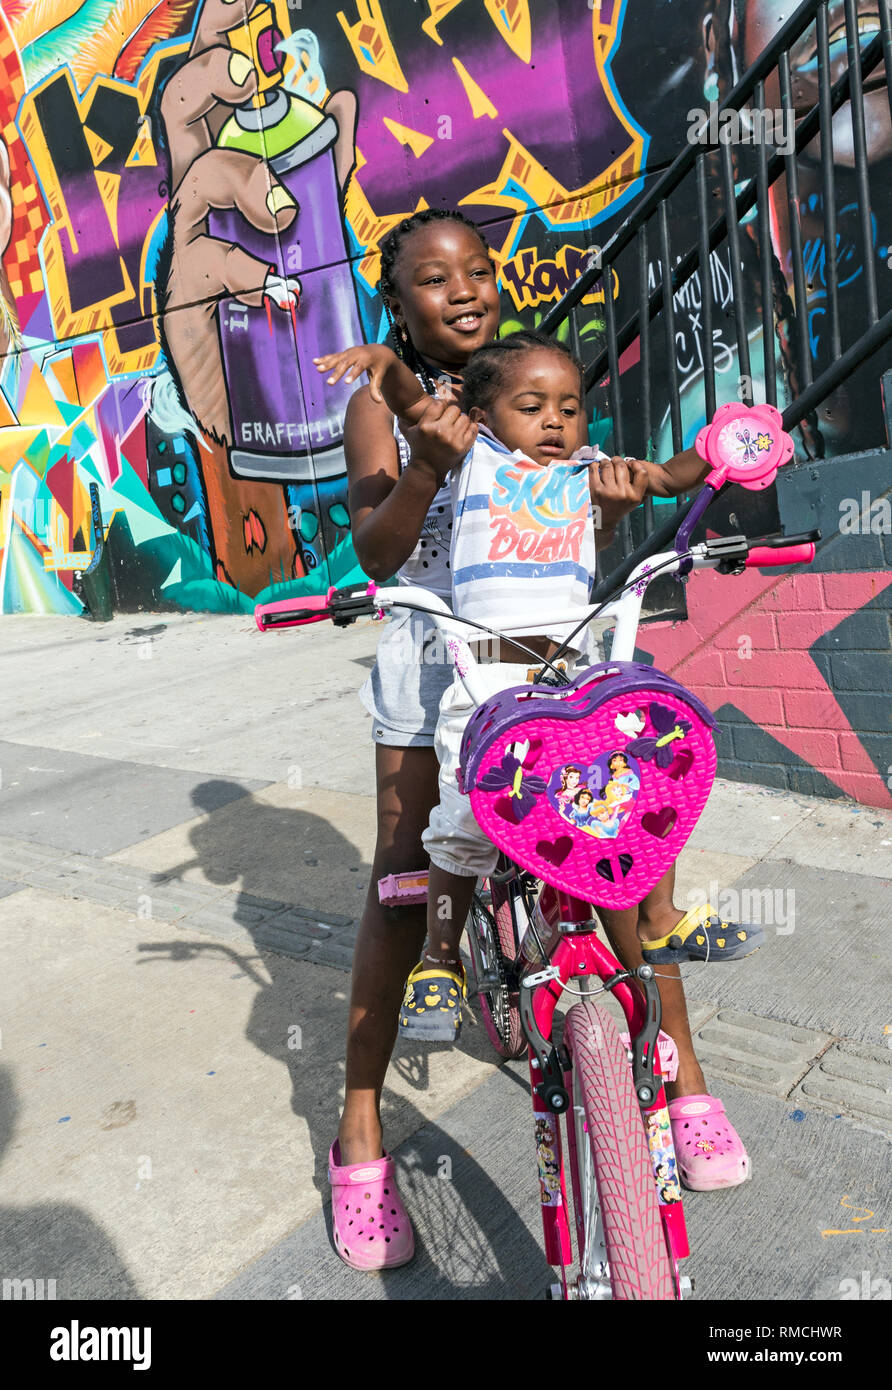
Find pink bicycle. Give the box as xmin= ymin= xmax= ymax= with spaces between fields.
xmin=256 ymin=404 xmax=817 ymax=1299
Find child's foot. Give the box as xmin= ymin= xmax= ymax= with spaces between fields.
xmin=639 ymin=902 xmax=764 ymax=964
xmin=668 ymin=1094 xmax=751 ymax=1189
xmin=398 ymin=956 xmax=467 ymax=1041
xmin=337 ymin=1118 xmax=384 ymax=1168
xmin=328 ymin=1140 xmax=415 ymax=1269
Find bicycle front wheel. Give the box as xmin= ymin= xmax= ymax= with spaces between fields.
xmin=564 ymin=1002 xmax=676 ymax=1300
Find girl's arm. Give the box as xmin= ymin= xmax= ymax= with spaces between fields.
xmin=316 ymin=344 xmax=429 ymax=425
xmin=641 ymin=445 xmax=708 ymax=498
xmin=342 ymin=387 xmax=439 ymax=583
xmin=581 ymin=442 xmax=709 ymax=539
xmin=584 ymin=455 xmax=650 ymax=551
xmin=343 ymin=387 xmax=476 ymax=584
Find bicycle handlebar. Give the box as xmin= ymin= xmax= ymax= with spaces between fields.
xmin=745 ymin=542 xmax=815 ymax=568
xmin=255 ymin=584 xmax=380 ymax=631
xmin=256 ymin=593 xmax=333 ymax=630
xmin=255 ymin=522 xmax=821 ymax=636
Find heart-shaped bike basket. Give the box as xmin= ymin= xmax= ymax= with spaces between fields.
xmin=459 ymin=661 xmax=717 ymax=909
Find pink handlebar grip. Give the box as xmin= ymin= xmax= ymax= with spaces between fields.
xmin=745 ymin=543 xmax=815 ymax=568
xmin=255 ymin=588 xmax=336 ymax=631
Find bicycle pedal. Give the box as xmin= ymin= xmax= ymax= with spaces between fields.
xmin=377 ymin=870 xmax=428 ymax=907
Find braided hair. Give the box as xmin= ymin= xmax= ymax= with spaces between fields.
xmin=377 ymin=208 xmax=497 ymax=399
xmin=701 ymin=0 xmax=824 ymax=458
xmin=461 ymin=330 xmax=585 ymax=413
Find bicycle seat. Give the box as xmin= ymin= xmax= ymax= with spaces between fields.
xmin=458 ymin=661 xmax=717 ymax=910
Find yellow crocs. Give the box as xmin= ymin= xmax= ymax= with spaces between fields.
xmin=398 ymin=961 xmax=467 ymax=1042
xmin=641 ymin=903 xmax=765 ymax=964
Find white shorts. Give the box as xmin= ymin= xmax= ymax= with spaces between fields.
xmin=421 ymin=657 xmax=578 ymax=879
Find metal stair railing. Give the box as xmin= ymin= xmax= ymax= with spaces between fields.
xmin=538 ymin=0 xmax=892 ymax=586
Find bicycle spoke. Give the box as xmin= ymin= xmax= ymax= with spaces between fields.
xmin=574 ymin=1074 xmax=605 ymax=1283
xmin=467 ymin=886 xmax=523 ymax=1057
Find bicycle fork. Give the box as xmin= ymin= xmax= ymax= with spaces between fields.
xmin=520 ymin=931 xmax=690 ymax=1284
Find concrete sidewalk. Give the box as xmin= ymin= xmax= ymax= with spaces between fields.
xmin=1 ymin=611 xmax=890 ymax=1301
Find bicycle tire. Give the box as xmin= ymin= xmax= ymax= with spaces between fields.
xmin=564 ymin=1002 xmax=676 ymax=1300
xmin=467 ymin=879 xmax=525 ymax=1059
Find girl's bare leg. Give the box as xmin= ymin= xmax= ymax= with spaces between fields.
xmin=337 ymin=743 xmax=440 ymax=1166
xmin=423 ymin=862 xmax=478 ymax=964
xmin=598 ymin=863 xmax=706 ymax=1101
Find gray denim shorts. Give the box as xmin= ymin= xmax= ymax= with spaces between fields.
xmin=359 ymin=610 xmax=455 ymax=747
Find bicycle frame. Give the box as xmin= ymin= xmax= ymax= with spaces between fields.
xmin=487 ymin=873 xmax=689 ymax=1288
xmin=357 ymin=536 xmax=811 ymax=1291
xmin=255 ymin=503 xmax=817 ymax=1296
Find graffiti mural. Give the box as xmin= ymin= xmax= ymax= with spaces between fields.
xmin=0 ymin=0 xmax=889 ymax=803
xmin=0 ymin=0 xmax=654 ymax=614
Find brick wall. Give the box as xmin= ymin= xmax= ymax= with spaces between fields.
xmin=639 ymin=378 xmax=892 ymax=808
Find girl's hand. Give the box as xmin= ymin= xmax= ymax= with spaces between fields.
xmin=313 ymin=344 xmax=399 ymax=403
xmin=401 ymin=398 xmax=478 ymax=487
xmin=588 ymin=456 xmax=649 ymax=539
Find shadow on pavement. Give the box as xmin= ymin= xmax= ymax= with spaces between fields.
xmin=0 ymin=1067 xmax=142 ymax=1300
xmin=139 ymin=780 xmax=550 ymax=1296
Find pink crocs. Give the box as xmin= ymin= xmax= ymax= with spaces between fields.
xmin=328 ymin=1141 xmax=415 ymax=1270
xmin=667 ymin=1095 xmax=751 ymax=1191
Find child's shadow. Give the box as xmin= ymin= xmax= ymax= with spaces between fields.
xmin=144 ymin=780 xmax=369 ymax=1188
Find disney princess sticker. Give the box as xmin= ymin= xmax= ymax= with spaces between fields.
xmin=534 ymin=1115 xmax=562 ymax=1208
xmin=644 ymin=1105 xmax=682 ymax=1205
xmin=547 ymin=751 xmax=641 ymax=840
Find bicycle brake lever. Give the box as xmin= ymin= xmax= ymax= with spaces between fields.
xmin=520 ymin=970 xmax=570 ymax=1114
xmin=328 ymin=582 xmax=378 ymax=626
xmin=701 ymin=534 xmax=750 ymax=576
xmin=629 ymin=964 xmax=663 ymax=1107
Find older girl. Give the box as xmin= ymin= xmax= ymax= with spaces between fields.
xmin=318 ymin=209 xmax=753 ymax=1271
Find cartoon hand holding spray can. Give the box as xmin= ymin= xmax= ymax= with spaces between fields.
xmin=208 ymin=6 xmax=365 ymax=524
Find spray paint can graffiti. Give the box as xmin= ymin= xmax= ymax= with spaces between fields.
xmin=208 ymin=5 xmax=363 ymax=498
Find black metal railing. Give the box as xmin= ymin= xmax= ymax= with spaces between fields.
xmin=539 ymin=0 xmax=892 ymax=598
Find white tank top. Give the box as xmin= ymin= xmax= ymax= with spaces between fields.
xmin=392 ymin=371 xmax=457 ymax=603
